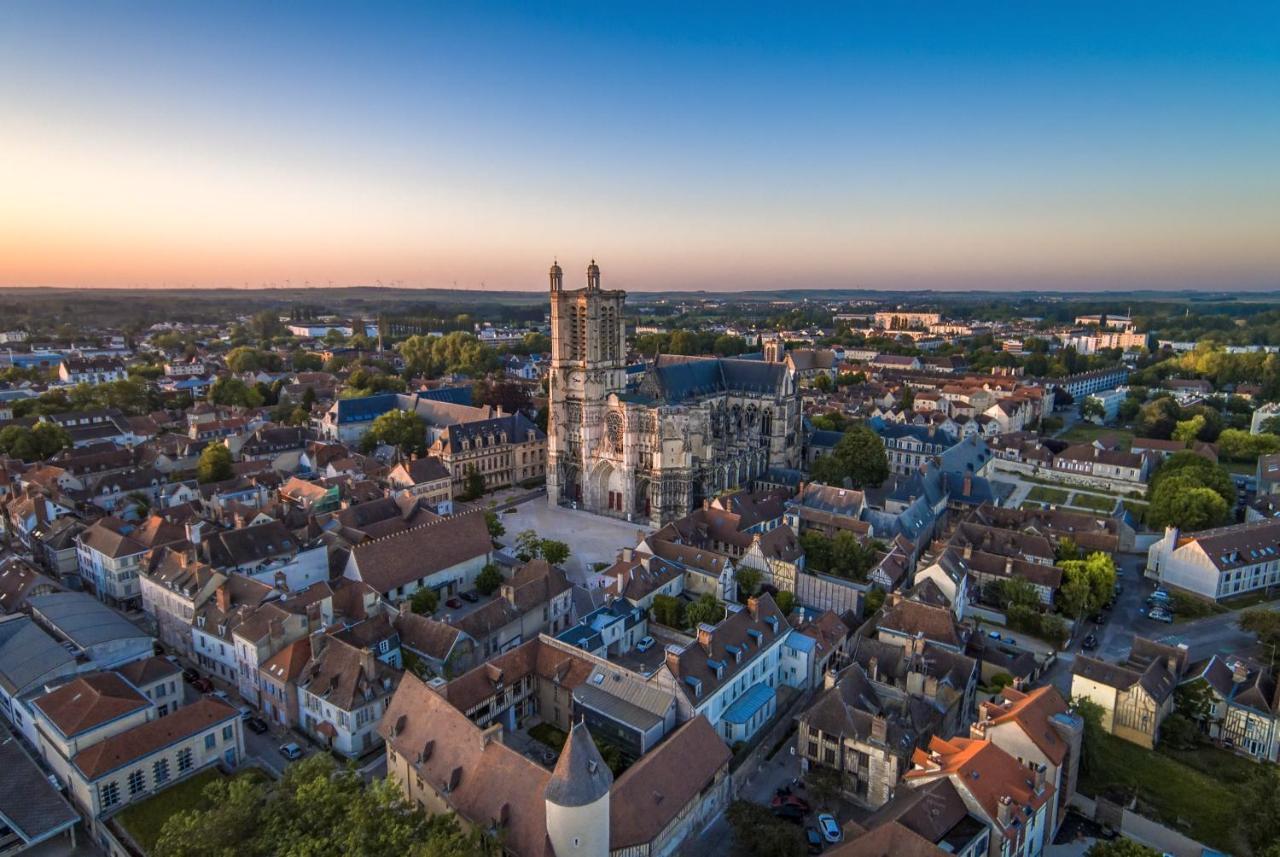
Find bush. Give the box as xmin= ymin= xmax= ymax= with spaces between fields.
xmin=409 ymin=588 xmax=438 ymax=615
xmin=474 ymin=563 xmax=503 ymax=596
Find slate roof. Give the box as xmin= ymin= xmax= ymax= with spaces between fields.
xmin=0 ymin=725 xmax=79 ymax=846
xmin=0 ymin=614 xmax=76 ymax=696
xmin=543 ymin=721 xmax=612 ymax=807
xmin=636 ymin=355 xmax=788 ymax=403
xmin=28 ymin=591 xmax=151 ymax=650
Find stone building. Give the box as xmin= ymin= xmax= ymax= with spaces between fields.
xmin=545 ymin=261 xmax=802 ymax=526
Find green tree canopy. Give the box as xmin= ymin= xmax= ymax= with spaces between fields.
xmin=196 ymin=443 xmax=234 ymax=484
xmin=153 ymin=754 xmax=493 ymax=857
xmin=362 ymin=409 xmax=427 ymax=458
xmin=809 ymin=424 xmax=889 ymax=489
xmin=0 ymin=421 xmax=71 ymax=461
xmin=474 ymin=563 xmax=504 ymax=596
xmin=208 ymin=376 xmax=263 ymax=408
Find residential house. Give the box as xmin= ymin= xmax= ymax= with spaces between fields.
xmin=1071 ymin=637 xmax=1188 ymax=748
xmin=296 ymin=632 xmax=400 ymax=757
xmin=1180 ymin=655 xmax=1280 ymax=764
xmin=1147 ymin=519 xmax=1280 ymax=602
xmin=386 ymin=456 xmax=453 ymax=513
xmin=455 ymin=559 xmax=574 ymax=658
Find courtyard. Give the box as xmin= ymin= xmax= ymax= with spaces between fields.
xmin=494 ymin=496 xmax=654 ymax=584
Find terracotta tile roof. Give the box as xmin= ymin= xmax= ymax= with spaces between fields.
xmin=380 ymin=674 xmax=554 ymax=857
xmin=608 ymin=716 xmax=730 ymax=849
xmin=261 ymin=635 xmax=312 ymax=684
xmin=346 ymin=510 xmax=492 ymax=594
xmin=116 ymin=656 xmax=181 ymax=689
xmin=443 ymin=637 xmax=594 ymax=715
xmin=394 ymin=611 xmax=463 ymax=660
xmin=876 ymin=599 xmax=965 ymax=649
xmin=974 ymin=686 xmax=1070 ymax=766
xmin=72 ymin=697 xmax=236 ymax=780
xmin=828 ymin=821 xmax=950 ymax=857
xmin=33 ymin=673 xmax=150 ymax=738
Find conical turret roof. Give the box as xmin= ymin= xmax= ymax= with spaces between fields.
xmin=543 ymin=720 xmax=612 ymax=807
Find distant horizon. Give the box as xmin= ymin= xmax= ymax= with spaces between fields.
xmin=3 ymin=3 xmax=1278 ymax=291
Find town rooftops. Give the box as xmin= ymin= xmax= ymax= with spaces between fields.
xmin=33 ymin=672 xmax=150 ymax=738
xmin=1173 ymin=517 xmax=1280 ymax=572
xmin=71 ymin=696 xmax=237 ymax=781
xmin=346 ymin=510 xmax=492 ymax=595
xmin=27 ymin=591 xmax=151 ymax=651
xmin=973 ymin=685 xmax=1073 ymax=766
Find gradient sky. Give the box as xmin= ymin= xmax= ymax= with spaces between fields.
xmin=2 ymin=2 xmax=1278 ymax=292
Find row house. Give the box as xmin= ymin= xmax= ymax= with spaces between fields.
xmin=296 ymin=632 xmax=400 ymax=757
xmin=429 ymin=411 xmax=546 ymax=493
xmin=1071 ymin=637 xmax=1188 ymax=749
xmin=1147 ymin=518 xmax=1280 ymax=602
xmin=76 ymin=515 xmax=188 ymax=608
xmin=385 ymin=455 xmax=453 ymax=513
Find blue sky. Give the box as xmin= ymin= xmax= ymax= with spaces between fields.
xmin=1 ymin=2 xmax=1278 ymax=291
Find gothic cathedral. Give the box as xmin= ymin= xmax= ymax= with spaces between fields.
xmin=546 ymin=261 xmax=802 ymax=527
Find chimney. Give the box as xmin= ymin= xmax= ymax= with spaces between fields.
xmin=665 ymin=646 xmax=682 ymax=675
xmin=1004 ymin=557 xmax=1013 ymax=575
xmin=1031 ymin=762 xmax=1047 ymax=792
xmin=702 ymin=497 xmax=712 ymax=512
xmin=696 ymin=624 xmax=715 ymax=654
xmin=1166 ymin=653 xmax=1180 ymax=676
xmin=823 ymin=669 xmax=838 ymax=691
xmin=870 ymin=715 xmax=888 ymax=744
xmin=361 ymin=646 xmax=378 ymax=678
xmin=621 ymin=547 xmax=633 ymax=563
xmin=1233 ymin=660 xmax=1250 ymax=684
xmin=962 ymin=475 xmax=972 ymax=497
xmin=963 ymin=543 xmax=973 ymax=560
xmin=185 ymin=520 xmax=203 ymax=545
xmin=215 ymin=584 xmax=231 ymax=613
xmin=867 ymin=656 xmax=878 ymax=682
xmin=996 ymin=795 xmax=1014 ymax=828
xmin=274 ymin=570 xmax=288 ymax=593
xmin=747 ymin=596 xmax=760 ymax=620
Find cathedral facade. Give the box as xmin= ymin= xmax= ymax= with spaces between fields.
xmin=546 ymin=261 xmax=802 ymax=526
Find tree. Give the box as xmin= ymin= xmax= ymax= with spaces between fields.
xmin=1158 ymin=712 xmax=1197 ymax=750
xmin=1146 ymin=479 xmax=1230 ymax=531
xmin=208 ymin=376 xmax=263 ymax=408
xmin=735 ymin=567 xmax=762 ymax=598
xmin=1240 ymin=608 xmax=1280 ymax=650
xmin=1135 ymin=396 xmax=1181 ymax=439
xmin=483 ymin=509 xmax=505 ymax=538
xmin=1084 ymin=839 xmax=1161 ymax=857
xmin=540 ymin=539 xmax=571 ymax=566
xmin=1080 ymin=397 xmax=1106 ymax=422
xmin=812 ymin=373 xmax=832 ymax=393
xmin=684 ymin=594 xmax=725 ymax=628
xmin=725 ymin=800 xmax=806 ymax=857
xmin=775 ymin=590 xmax=796 ymax=616
xmin=996 ymin=577 xmax=1042 ymax=611
xmin=399 ymin=334 xmax=437 ymax=379
xmin=651 ymin=594 xmax=684 ymax=627
xmin=0 ymin=421 xmax=71 ymax=461
xmin=1057 ymin=552 xmax=1117 ymax=618
xmin=1242 ymin=765 xmax=1280 ymax=856
xmin=1055 ymin=537 xmax=1082 ymax=563
xmin=514 ymin=529 xmax=542 ymax=562
xmin=196 ymin=443 xmax=233 ymax=483
xmin=1072 ymin=696 xmax=1107 ymax=776
xmin=410 ymin=587 xmax=439 ymax=615
xmin=362 ymin=409 xmax=427 ymax=458
xmin=809 ymin=425 xmax=889 ymax=489
xmin=461 ymin=466 xmax=486 ymax=501
xmin=1172 ymin=414 xmax=1205 ymax=444
xmin=474 ymin=563 xmax=504 ymax=596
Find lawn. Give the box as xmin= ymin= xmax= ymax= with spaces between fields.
xmin=115 ymin=768 xmax=267 ymax=854
xmin=1079 ymin=733 xmax=1245 ymax=853
xmin=1068 ymin=492 xmax=1119 ymax=513
xmin=528 ymin=722 xmax=568 ymax=749
xmin=1026 ymin=486 xmax=1070 ymax=504
xmin=1059 ymin=424 xmax=1135 ymax=449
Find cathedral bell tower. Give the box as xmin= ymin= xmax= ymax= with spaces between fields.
xmin=546 ymin=260 xmax=627 ymax=510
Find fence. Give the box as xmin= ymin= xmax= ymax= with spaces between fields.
xmin=1069 ymin=793 xmax=1214 ymax=857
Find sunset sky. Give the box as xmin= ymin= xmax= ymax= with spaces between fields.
xmin=2 ymin=2 xmax=1278 ymax=292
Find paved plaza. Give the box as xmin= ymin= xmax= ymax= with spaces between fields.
xmin=495 ymin=497 xmax=654 ymax=583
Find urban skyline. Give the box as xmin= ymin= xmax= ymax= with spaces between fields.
xmin=2 ymin=2 xmax=1278 ymax=292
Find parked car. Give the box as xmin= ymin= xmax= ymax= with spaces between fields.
xmin=805 ymin=827 xmax=824 ymax=854
xmin=987 ymin=630 xmax=1001 ymax=640
xmin=446 ymin=597 xmax=463 ymax=609
xmin=770 ymin=794 xmax=811 ymax=813
xmin=1081 ymin=634 xmax=1098 ymax=651
xmin=818 ymin=814 xmax=842 ymax=843
xmin=460 ymin=590 xmax=480 ymax=603
xmin=635 ymin=636 xmax=655 ymax=653
xmin=237 ymin=705 xmax=253 ymax=720
xmin=245 ymin=716 xmax=269 ymax=734
xmin=279 ymin=742 xmax=304 ymax=760
xmin=209 ymin=689 xmax=230 ymax=702
xmin=1149 ymin=608 xmax=1174 ymax=624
